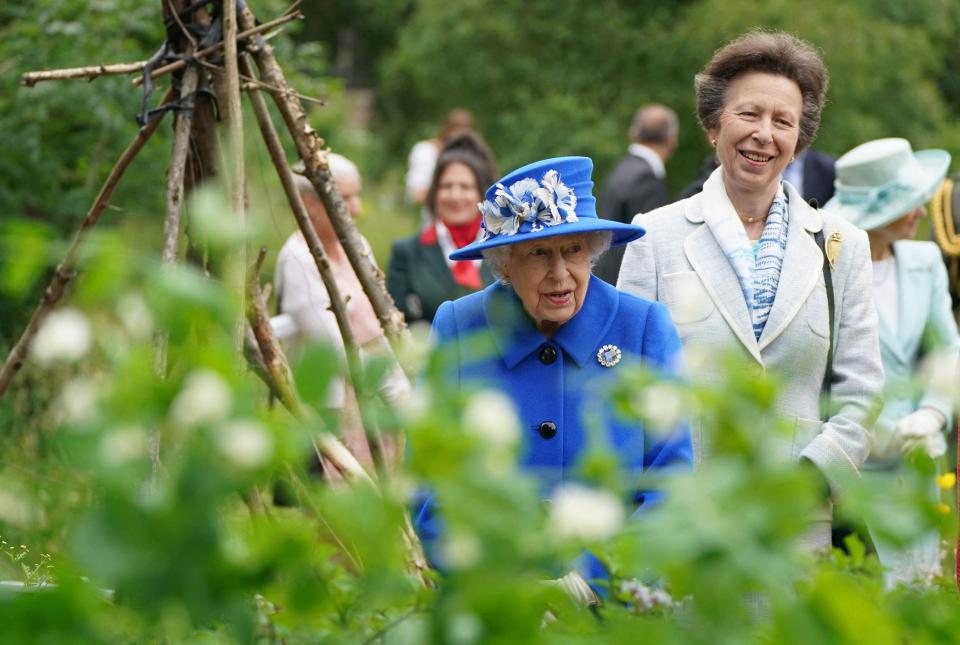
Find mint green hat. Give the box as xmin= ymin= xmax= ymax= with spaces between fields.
xmin=825 ymin=138 xmax=950 ymax=231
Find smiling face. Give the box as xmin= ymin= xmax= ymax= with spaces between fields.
xmin=435 ymin=162 xmax=482 ymax=226
xmin=503 ymin=234 xmax=592 ymax=336
xmin=709 ymin=71 xmax=803 ymax=197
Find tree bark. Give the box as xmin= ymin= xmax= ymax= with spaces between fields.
xmin=154 ymin=63 xmax=200 ymax=377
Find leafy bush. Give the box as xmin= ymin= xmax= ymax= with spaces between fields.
xmin=1 ymin=184 xmax=958 ymax=643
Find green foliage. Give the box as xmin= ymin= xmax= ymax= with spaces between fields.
xmin=1 ymin=192 xmax=958 ymax=641
xmin=378 ymin=0 xmax=960 ymax=192
xmin=4 ymin=3 xmax=960 ymax=642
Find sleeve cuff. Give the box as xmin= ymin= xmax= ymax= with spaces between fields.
xmin=799 ymin=432 xmax=860 ymax=498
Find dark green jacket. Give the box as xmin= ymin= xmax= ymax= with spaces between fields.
xmin=386 ymin=234 xmax=494 ymax=324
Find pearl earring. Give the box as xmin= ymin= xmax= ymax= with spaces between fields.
xmin=711 ymin=139 xmax=717 ymax=146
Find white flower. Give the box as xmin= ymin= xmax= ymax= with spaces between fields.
xmin=446 ymin=612 xmax=482 ymax=645
xmin=31 ymin=308 xmax=92 ymax=366
xmin=217 ymin=419 xmax=273 ymax=470
xmin=55 ymin=377 xmax=99 ymax=426
xmin=0 ymin=489 xmax=32 ymax=527
xmin=639 ymin=383 xmax=685 ymax=431
xmin=549 ymin=483 xmax=624 ymax=541
xmin=401 ymin=387 xmax=433 ymax=424
xmin=116 ymin=293 xmax=153 ymax=339
xmin=170 ymin=369 xmax=232 ymax=427
xmin=620 ymin=579 xmax=674 ymax=612
xmin=99 ymin=426 xmax=148 ymax=466
xmin=462 ymin=389 xmax=519 ymax=450
xmin=442 ymin=531 xmax=482 ymax=569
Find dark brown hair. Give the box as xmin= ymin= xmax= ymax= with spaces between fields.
xmin=425 ymin=130 xmax=498 ymax=217
xmin=694 ymin=30 xmax=829 ymax=153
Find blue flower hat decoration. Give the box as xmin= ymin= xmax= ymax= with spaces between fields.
xmin=449 ymin=156 xmax=646 ymax=261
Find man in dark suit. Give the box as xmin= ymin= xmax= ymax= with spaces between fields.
xmin=595 ymin=104 xmax=678 ymax=284
xmin=782 ymin=147 xmax=837 ymax=208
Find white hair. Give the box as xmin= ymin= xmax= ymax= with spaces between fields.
xmin=292 ymin=152 xmax=360 ymax=196
xmin=481 ymin=231 xmax=613 ymax=282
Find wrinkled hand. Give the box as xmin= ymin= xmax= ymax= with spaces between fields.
xmin=892 ymin=408 xmax=947 ymax=458
xmin=547 ymin=570 xmax=598 ymax=607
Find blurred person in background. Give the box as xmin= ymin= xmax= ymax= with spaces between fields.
xmin=274 ymin=153 xmax=410 ymax=471
xmin=594 ymin=104 xmax=678 ymax=284
xmin=415 ymin=155 xmax=692 ymax=593
xmin=826 ymin=137 xmax=958 ymax=586
xmin=618 ymin=30 xmax=884 ymax=552
xmin=388 ymin=131 xmax=497 ymax=327
xmin=405 ymin=108 xmax=476 ymax=206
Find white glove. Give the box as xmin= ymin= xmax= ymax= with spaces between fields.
xmin=892 ymin=408 xmax=947 ymax=458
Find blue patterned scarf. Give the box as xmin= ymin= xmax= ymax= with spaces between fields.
xmin=711 ymin=186 xmax=789 ymax=339
xmin=751 ymin=193 xmax=789 ymax=338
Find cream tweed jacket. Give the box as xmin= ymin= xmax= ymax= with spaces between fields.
xmin=618 ymin=168 xmax=884 ymax=502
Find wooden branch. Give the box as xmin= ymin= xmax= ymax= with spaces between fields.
xmin=241 ymin=55 xmax=389 ymax=471
xmin=244 ymin=249 xmax=431 ymax=585
xmin=155 ymin=63 xmax=200 ymax=376
xmin=196 ymin=57 xmax=325 ymax=105
xmin=0 ymin=88 xmax=174 ymax=397
xmin=21 ymin=61 xmax=147 ymax=87
xmin=182 ymin=6 xmax=217 ymax=275
xmin=221 ymin=0 xmax=248 ymax=357
xmin=167 ymin=0 xmax=197 ymax=49
xmin=132 ymin=11 xmax=303 ymax=87
xmin=237 ymin=4 xmax=408 ymax=346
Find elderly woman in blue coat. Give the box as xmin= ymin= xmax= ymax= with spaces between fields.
xmin=414 ymin=156 xmax=693 ymax=593
xmin=827 ymin=138 xmax=959 ymax=586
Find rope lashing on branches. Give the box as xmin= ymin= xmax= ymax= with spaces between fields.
xmin=138 ymin=1 xmax=228 ymax=126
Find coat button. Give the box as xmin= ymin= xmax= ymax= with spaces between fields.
xmin=538 ymin=421 xmax=558 ymax=439
xmin=539 ymin=345 xmax=558 ymax=364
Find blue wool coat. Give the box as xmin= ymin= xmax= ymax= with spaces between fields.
xmin=414 ymin=275 xmax=693 ymax=567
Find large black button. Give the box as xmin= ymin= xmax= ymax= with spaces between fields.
xmin=538 ymin=421 xmax=557 ymax=439
xmin=539 ymin=345 xmax=558 ymax=364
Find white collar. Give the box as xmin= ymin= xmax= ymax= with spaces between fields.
xmin=628 ymin=143 xmax=666 ymax=178
xmin=435 ymin=220 xmax=482 ymax=268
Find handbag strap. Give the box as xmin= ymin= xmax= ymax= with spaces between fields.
xmin=813 ymin=229 xmax=835 ymax=420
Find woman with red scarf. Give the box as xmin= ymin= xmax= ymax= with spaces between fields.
xmin=388 ymin=132 xmax=497 ymax=325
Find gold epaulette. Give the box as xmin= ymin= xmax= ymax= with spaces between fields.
xmin=931 ymin=177 xmax=960 ymax=256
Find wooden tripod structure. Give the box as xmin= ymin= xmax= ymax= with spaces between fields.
xmin=4 ymin=0 xmax=429 ymax=586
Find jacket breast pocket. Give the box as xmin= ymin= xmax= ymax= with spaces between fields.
xmin=661 ymin=271 xmax=714 ymax=325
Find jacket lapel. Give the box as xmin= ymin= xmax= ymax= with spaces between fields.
xmin=758 ymin=183 xmax=823 ymax=351
xmin=683 ymin=172 xmax=762 ymax=363
xmin=889 ymin=241 xmax=925 ymax=363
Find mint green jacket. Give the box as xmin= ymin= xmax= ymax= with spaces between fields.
xmin=874 ymin=240 xmax=960 ymax=442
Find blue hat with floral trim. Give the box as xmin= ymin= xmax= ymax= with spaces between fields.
xmin=448 ymin=156 xmax=646 ymax=261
